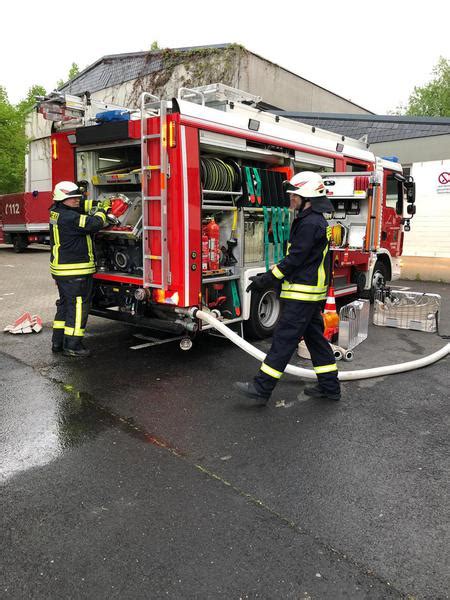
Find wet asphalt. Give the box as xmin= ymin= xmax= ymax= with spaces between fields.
xmin=1 ymin=253 xmax=449 ymax=599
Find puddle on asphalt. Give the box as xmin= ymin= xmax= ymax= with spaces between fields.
xmin=1 ymin=377 xmax=182 ymax=483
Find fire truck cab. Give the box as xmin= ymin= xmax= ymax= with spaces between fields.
xmin=32 ymin=84 xmax=415 ymax=341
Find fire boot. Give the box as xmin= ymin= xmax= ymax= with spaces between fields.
xmin=233 ymin=382 xmax=270 ymax=406
xmin=63 ymin=337 xmax=91 ymax=358
xmin=52 ymin=332 xmax=64 ymax=353
xmin=303 ymin=384 xmax=341 ymax=401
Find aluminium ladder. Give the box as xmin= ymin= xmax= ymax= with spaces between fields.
xmin=140 ymin=92 xmax=170 ymax=289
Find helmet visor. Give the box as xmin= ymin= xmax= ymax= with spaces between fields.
xmin=283 ymin=180 xmax=300 ymax=194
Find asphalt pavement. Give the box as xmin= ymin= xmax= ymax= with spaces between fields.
xmin=1 ymin=245 xmax=449 ymax=599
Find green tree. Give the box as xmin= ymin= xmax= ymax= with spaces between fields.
xmin=16 ymin=84 xmax=47 ymax=114
xmin=150 ymin=41 xmax=160 ymax=51
xmin=57 ymin=62 xmax=80 ymax=89
xmin=404 ymin=57 xmax=450 ymax=116
xmin=0 ymin=84 xmax=47 ymax=194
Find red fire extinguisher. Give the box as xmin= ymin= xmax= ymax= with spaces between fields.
xmin=202 ymin=229 xmax=209 ymax=272
xmin=203 ymin=218 xmax=220 ymax=271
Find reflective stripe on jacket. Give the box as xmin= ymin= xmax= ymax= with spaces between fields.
xmin=49 ymin=203 xmax=106 ymax=277
xmin=271 ymin=207 xmax=332 ymax=302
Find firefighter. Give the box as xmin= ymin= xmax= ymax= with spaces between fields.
xmin=50 ymin=181 xmax=109 ymax=357
xmin=234 ymin=171 xmax=341 ymax=403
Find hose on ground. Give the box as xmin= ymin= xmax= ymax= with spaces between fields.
xmin=196 ymin=310 xmax=450 ymax=381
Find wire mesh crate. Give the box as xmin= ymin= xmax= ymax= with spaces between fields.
xmin=338 ymin=299 xmax=370 ymax=350
xmin=373 ymin=290 xmax=440 ymax=332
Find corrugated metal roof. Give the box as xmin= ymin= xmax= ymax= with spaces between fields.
xmin=271 ymin=112 xmax=450 ymax=143
xmin=60 ymin=44 xmax=232 ymax=96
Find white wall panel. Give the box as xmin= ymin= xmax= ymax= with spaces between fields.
xmin=403 ymin=159 xmax=450 ymax=258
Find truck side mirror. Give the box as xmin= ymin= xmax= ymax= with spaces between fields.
xmin=393 ymin=173 xmax=406 ymax=183
xmin=396 ymin=181 xmax=404 ymax=215
xmin=405 ymin=178 xmax=415 ymax=203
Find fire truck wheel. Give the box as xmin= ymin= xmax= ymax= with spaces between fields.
xmin=13 ymin=234 xmax=28 ymax=253
xmin=245 ymin=286 xmax=281 ymax=340
xmin=370 ymin=260 xmax=388 ymax=302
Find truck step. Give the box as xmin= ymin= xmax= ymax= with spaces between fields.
xmin=334 ymin=284 xmax=358 ymax=297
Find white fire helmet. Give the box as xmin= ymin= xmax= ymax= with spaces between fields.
xmin=284 ymin=171 xmax=334 ymax=213
xmin=285 ymin=171 xmax=326 ymax=198
xmin=53 ymin=181 xmax=83 ymax=202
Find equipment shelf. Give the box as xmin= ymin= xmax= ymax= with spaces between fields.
xmin=202 ymin=274 xmax=240 ymax=283
xmin=92 ymin=172 xmax=141 ymax=185
xmin=201 ymin=204 xmax=239 ymax=211
xmin=202 ymin=190 xmax=242 ymax=196
xmin=93 ymin=272 xmax=143 ymax=285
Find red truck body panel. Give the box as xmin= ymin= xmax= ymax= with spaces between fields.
xmin=0 ymin=192 xmax=52 ymax=230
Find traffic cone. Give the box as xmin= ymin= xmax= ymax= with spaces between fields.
xmin=324 ymin=286 xmax=337 ymax=314
xmin=322 ymin=286 xmax=339 ymax=342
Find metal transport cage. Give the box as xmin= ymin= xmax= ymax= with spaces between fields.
xmin=373 ymin=290 xmax=441 ymax=333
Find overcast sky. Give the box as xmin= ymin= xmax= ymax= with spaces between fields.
xmin=2 ymin=0 xmax=449 ymax=114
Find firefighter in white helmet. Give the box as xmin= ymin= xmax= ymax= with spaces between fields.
xmin=235 ymin=171 xmax=341 ymax=403
xmin=50 ymin=181 xmax=109 ymax=357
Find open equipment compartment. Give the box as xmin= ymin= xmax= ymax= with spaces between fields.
xmin=198 ymin=125 xmax=295 ymax=334
xmin=76 ymin=142 xmax=144 ymax=278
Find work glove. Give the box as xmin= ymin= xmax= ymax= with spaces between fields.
xmin=246 ymin=271 xmax=277 ymax=293
xmin=104 ymin=209 xmax=120 ymax=226
xmin=98 ymin=198 xmax=112 ymax=210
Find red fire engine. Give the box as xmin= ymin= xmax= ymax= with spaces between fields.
xmin=4 ymin=84 xmax=416 ymax=342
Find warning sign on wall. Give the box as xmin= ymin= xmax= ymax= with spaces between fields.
xmin=437 ymin=171 xmax=450 ymax=193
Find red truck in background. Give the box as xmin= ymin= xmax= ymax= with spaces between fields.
xmin=0 ymin=191 xmax=52 ymax=252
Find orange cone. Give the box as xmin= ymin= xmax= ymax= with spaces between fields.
xmin=324 ymin=286 xmax=337 ymax=314
xmin=322 ymin=286 xmax=339 ymax=340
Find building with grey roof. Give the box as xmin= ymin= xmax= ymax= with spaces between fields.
xmin=60 ymin=44 xmax=373 ymax=115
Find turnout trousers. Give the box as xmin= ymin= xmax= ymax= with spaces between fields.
xmin=253 ymin=300 xmax=340 ymax=399
xmin=52 ymin=276 xmax=93 ymax=349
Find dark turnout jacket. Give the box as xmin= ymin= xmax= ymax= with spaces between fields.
xmin=49 ymin=202 xmax=107 ymax=278
xmin=271 ymin=206 xmax=332 ymax=302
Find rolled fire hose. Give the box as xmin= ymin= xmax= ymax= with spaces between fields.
xmin=195 ymin=309 xmax=450 ymax=381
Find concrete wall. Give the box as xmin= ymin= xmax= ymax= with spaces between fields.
xmin=238 ymin=53 xmax=372 ymax=114
xmin=371 ymin=135 xmax=450 ymax=165
xmin=400 ymin=257 xmax=450 ymax=284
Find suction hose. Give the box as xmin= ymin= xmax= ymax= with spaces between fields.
xmin=195 ymin=310 xmax=450 ymax=381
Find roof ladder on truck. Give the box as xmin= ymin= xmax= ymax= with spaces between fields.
xmin=140 ymin=92 xmax=170 ymax=290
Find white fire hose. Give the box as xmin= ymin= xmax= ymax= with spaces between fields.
xmin=195 ymin=310 xmax=450 ymax=381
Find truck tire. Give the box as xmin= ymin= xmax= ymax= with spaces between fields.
xmin=369 ymin=260 xmax=388 ymax=302
xmin=13 ymin=234 xmax=27 ymax=253
xmin=244 ymin=286 xmax=281 ymax=340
